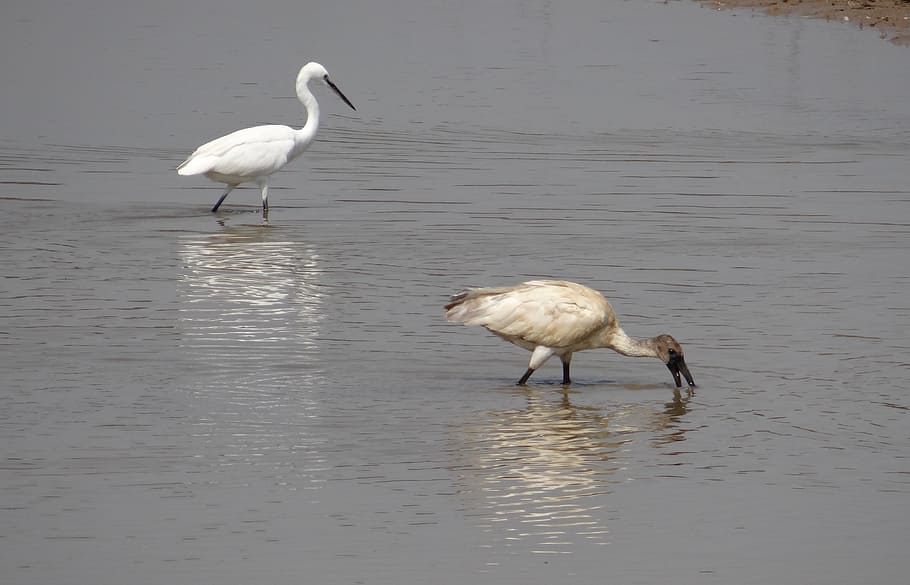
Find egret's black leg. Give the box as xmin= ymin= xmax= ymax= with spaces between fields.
xmin=211 ymin=194 xmax=228 ymax=212
xmin=259 ymin=180 xmax=269 ymax=212
xmin=211 ymin=185 xmax=234 ymax=212
xmin=517 ymin=368 xmax=535 ymax=386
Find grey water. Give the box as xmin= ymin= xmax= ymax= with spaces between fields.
xmin=2 ymin=1 xmax=909 ymax=583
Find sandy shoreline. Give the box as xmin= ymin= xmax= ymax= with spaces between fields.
xmin=702 ymin=0 xmax=910 ymax=44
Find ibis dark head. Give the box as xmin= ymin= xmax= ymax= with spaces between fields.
xmin=654 ymin=334 xmax=696 ymax=389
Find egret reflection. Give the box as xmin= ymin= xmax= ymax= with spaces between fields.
xmin=176 ymin=224 xmax=325 ymax=389
xmin=176 ymin=224 xmax=327 ymax=487
xmin=455 ymin=389 xmax=692 ymax=553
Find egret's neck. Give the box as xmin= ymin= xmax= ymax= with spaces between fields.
xmin=607 ymin=327 xmax=659 ymax=358
xmin=296 ymin=83 xmax=320 ymax=142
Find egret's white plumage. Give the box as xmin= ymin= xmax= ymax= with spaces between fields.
xmin=445 ymin=280 xmax=696 ymax=388
xmin=177 ymin=61 xmax=356 ymax=214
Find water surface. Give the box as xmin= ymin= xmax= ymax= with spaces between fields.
xmin=2 ymin=1 xmax=909 ymax=584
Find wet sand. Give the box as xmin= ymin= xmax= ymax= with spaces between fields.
xmin=704 ymin=0 xmax=910 ymax=43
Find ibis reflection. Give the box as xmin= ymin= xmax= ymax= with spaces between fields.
xmin=456 ymin=389 xmax=691 ymax=553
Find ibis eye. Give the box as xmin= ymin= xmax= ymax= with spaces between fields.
xmin=668 ymin=348 xmax=677 ymax=356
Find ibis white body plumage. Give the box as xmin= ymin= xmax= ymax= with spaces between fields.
xmin=445 ymin=280 xmax=695 ymax=388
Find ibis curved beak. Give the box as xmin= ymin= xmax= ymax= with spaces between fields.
xmin=325 ymin=76 xmax=356 ymax=111
xmin=666 ymin=353 xmax=696 ymax=388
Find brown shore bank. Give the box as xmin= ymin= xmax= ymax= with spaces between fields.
xmin=702 ymin=0 xmax=910 ymax=44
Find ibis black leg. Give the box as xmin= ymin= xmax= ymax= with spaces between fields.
xmin=562 ymin=362 xmax=572 ymax=385
xmin=517 ymin=368 xmax=535 ymax=386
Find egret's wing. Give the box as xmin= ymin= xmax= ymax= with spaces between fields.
xmin=177 ymin=125 xmax=296 ymax=177
xmin=446 ymin=280 xmax=609 ymax=347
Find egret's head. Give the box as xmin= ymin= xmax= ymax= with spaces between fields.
xmin=298 ymin=61 xmax=356 ymax=111
xmin=301 ymin=61 xmax=329 ymax=81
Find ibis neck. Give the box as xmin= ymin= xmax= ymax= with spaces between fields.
xmin=607 ymin=327 xmax=659 ymax=358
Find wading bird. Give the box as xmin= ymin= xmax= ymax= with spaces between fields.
xmin=444 ymin=280 xmax=696 ymax=388
xmin=177 ymin=62 xmax=356 ymax=214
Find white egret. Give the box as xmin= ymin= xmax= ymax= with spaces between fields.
xmin=445 ymin=280 xmax=696 ymax=388
xmin=177 ymin=62 xmax=356 ymax=214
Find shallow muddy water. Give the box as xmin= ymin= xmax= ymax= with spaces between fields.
xmin=2 ymin=1 xmax=909 ymax=584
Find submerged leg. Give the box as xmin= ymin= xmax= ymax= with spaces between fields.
xmin=517 ymin=346 xmax=556 ymax=386
xmin=560 ymin=355 xmax=572 ymax=385
xmin=257 ymin=179 xmax=269 ymax=212
xmin=211 ymin=185 xmax=235 ymax=212
xmin=517 ymin=367 xmax=535 ymax=386
xmin=561 ymin=362 xmax=571 ymax=385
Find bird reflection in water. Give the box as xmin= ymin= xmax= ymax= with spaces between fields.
xmin=176 ymin=224 xmax=327 ymax=488
xmin=176 ymin=224 xmax=324 ymax=387
xmin=653 ymin=389 xmax=692 ymax=447
xmin=454 ymin=388 xmax=692 ymax=553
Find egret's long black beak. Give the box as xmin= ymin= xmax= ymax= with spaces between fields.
xmin=666 ymin=354 xmax=696 ymax=388
xmin=325 ymin=76 xmax=356 ymax=111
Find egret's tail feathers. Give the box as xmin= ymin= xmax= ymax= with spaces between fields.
xmin=176 ymin=155 xmax=215 ymax=176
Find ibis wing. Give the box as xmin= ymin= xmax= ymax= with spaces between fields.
xmin=446 ymin=281 xmax=609 ymax=348
xmin=495 ymin=296 xmax=606 ymax=348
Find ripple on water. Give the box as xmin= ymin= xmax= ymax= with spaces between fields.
xmin=452 ymin=388 xmax=694 ymax=553
xmin=176 ymin=225 xmax=329 ymax=488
